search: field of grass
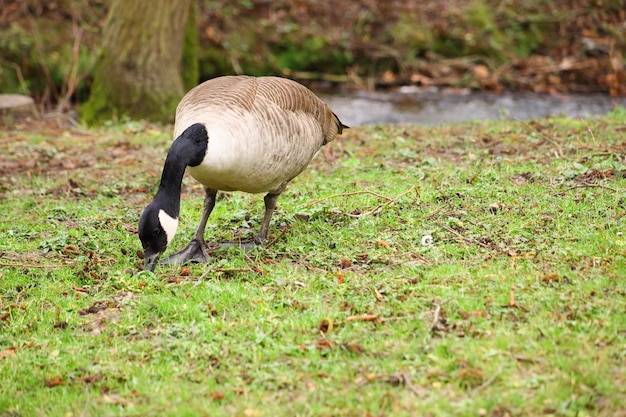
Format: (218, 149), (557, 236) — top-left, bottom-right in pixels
(1, 108), (625, 416)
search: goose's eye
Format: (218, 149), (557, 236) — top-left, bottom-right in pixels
(152, 227), (160, 237)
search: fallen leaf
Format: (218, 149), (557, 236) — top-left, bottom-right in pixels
(44, 376), (64, 387)
(339, 257), (352, 269)
(376, 239), (391, 249)
(342, 342), (366, 355)
(316, 339), (333, 350)
(0, 347), (16, 359)
(457, 368), (484, 389)
(318, 318), (333, 334)
(79, 373), (101, 384)
(79, 300), (110, 315)
(211, 392), (225, 400)
(473, 64), (490, 79)
(542, 273), (559, 282)
(63, 245), (80, 255)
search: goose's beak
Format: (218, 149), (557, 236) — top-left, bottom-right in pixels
(143, 250), (161, 272)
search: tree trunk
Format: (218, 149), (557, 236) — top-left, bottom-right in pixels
(81, 0), (193, 124)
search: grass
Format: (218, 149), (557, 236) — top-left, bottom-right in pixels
(1, 109), (625, 416)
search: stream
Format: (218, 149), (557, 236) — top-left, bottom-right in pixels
(317, 88), (626, 126)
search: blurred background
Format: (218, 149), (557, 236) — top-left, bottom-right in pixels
(1, 0), (625, 124)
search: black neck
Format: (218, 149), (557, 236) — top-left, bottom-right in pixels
(152, 123), (208, 218)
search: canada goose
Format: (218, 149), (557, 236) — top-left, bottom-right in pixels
(138, 75), (347, 271)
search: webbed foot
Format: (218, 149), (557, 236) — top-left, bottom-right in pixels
(160, 239), (210, 266)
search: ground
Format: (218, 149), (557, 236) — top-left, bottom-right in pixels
(1, 108), (625, 416)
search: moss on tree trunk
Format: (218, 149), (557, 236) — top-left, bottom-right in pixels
(81, 0), (194, 124)
(182, 0), (199, 92)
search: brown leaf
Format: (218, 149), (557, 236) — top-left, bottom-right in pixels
(318, 318), (333, 334)
(315, 339), (333, 350)
(376, 239), (391, 249)
(79, 373), (102, 384)
(63, 245), (80, 255)
(79, 300), (109, 315)
(211, 392), (225, 400)
(342, 342), (366, 355)
(339, 257), (352, 269)
(542, 273), (559, 282)
(0, 347), (16, 359)
(45, 376), (65, 387)
(457, 368), (484, 389)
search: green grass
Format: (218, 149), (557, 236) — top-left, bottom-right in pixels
(1, 109), (625, 416)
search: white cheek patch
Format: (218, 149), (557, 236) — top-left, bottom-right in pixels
(158, 209), (179, 246)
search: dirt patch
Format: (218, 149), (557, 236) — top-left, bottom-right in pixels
(79, 291), (137, 335)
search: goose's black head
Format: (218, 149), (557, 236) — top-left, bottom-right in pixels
(138, 202), (178, 271)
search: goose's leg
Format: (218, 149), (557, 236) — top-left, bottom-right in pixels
(255, 192), (280, 243)
(161, 187), (217, 265)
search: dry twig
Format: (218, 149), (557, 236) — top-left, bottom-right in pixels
(438, 223), (491, 249)
(306, 189), (396, 206)
(518, 119), (564, 158)
(307, 185), (418, 218)
(566, 182), (617, 192)
(428, 302), (442, 332)
(0, 261), (65, 269)
(471, 366), (502, 393)
(401, 372), (427, 398)
(198, 267), (256, 280)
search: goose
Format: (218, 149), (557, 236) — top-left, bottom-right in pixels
(138, 75), (347, 271)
